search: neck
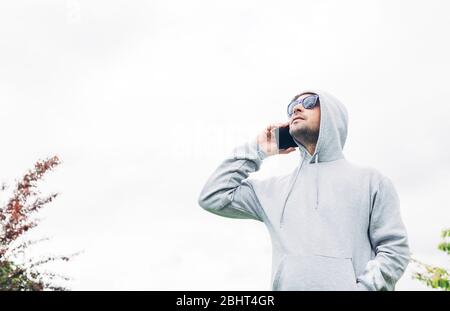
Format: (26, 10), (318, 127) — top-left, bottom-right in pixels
(304, 143), (316, 157)
(294, 136), (317, 157)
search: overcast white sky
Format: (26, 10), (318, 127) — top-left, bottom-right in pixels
(1, 0), (449, 290)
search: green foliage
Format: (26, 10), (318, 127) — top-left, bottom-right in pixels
(412, 228), (450, 291)
(0, 260), (44, 291)
(1, 156), (77, 291)
(438, 229), (450, 255)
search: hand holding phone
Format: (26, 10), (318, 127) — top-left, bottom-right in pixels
(256, 122), (297, 157)
(274, 124), (298, 150)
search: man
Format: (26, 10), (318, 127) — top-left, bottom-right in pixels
(198, 89), (410, 291)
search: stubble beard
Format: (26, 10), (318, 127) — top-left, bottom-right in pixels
(290, 124), (319, 146)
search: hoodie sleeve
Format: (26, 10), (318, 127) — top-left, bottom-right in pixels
(356, 176), (411, 291)
(197, 139), (268, 222)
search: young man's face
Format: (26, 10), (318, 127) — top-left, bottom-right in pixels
(288, 92), (321, 145)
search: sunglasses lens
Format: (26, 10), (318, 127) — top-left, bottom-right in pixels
(303, 95), (317, 108)
(287, 100), (296, 116)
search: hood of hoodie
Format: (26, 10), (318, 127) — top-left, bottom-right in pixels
(280, 89), (349, 227)
(291, 89), (348, 163)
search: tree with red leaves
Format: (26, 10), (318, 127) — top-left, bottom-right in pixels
(0, 156), (78, 290)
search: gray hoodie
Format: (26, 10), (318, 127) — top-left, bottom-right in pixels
(198, 89), (410, 291)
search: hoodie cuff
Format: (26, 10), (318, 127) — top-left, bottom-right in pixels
(231, 139), (268, 163)
(253, 139), (268, 161)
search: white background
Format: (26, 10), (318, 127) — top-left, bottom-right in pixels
(0, 0), (449, 290)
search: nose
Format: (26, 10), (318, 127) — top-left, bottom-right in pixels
(293, 103), (304, 114)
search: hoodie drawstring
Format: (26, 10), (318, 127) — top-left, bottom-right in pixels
(315, 152), (319, 209)
(279, 152), (305, 228)
(279, 151), (320, 228)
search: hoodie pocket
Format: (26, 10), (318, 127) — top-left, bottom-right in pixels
(273, 254), (358, 291)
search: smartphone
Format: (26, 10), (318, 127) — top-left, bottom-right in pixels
(274, 125), (298, 149)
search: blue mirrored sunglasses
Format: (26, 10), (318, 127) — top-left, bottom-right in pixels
(287, 94), (319, 117)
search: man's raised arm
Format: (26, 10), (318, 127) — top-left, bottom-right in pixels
(198, 122), (295, 221)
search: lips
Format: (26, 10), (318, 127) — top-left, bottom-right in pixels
(291, 116), (305, 123)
